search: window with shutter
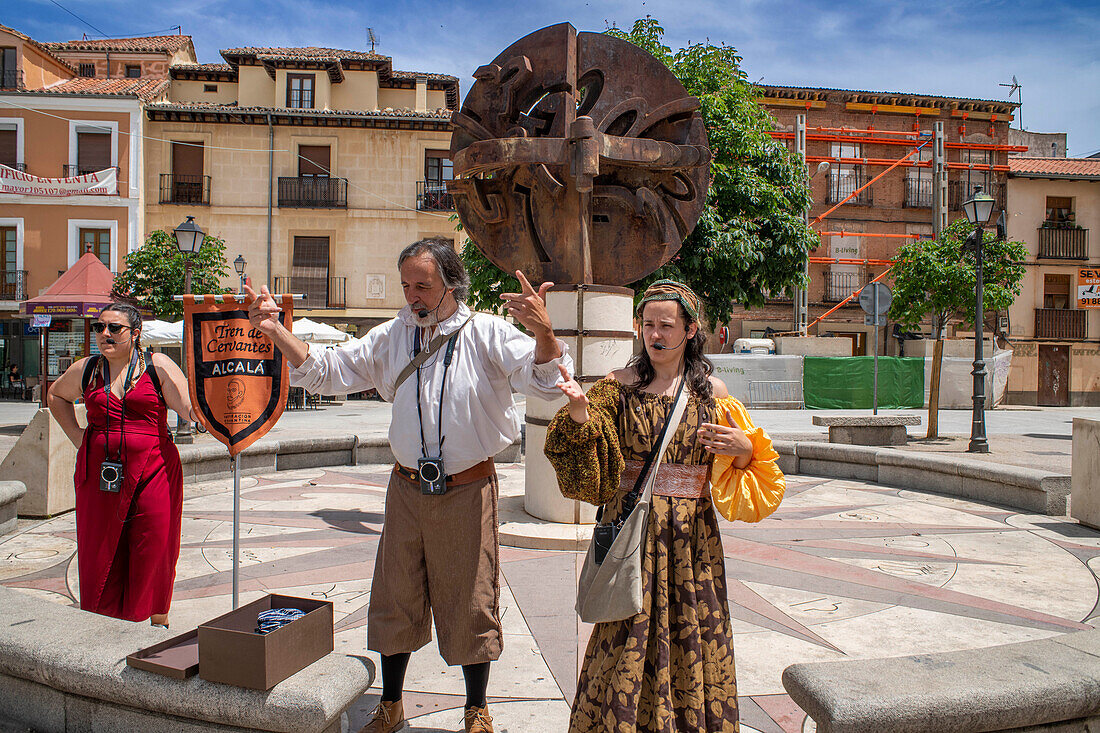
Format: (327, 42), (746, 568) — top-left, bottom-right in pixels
(292, 236), (330, 307)
(298, 146), (331, 177)
(77, 131), (111, 174)
(0, 128), (16, 168)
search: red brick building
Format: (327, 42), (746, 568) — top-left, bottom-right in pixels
(729, 85), (1020, 355)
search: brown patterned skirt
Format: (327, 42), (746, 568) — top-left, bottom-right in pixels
(570, 494), (739, 732)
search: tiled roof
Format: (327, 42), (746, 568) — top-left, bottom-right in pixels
(758, 83), (1018, 109)
(172, 63), (233, 72)
(146, 101), (451, 119)
(1008, 157), (1100, 180)
(44, 35), (193, 54)
(0, 23), (77, 74)
(12, 77), (170, 101)
(222, 47), (387, 62)
(389, 70), (459, 83)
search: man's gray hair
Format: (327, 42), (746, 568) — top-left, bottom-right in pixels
(397, 237), (470, 303)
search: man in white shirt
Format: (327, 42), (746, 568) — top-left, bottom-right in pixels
(245, 237), (571, 733)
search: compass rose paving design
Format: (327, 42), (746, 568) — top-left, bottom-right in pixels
(2, 466), (1097, 733)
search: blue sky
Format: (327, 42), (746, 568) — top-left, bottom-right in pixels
(9, 0), (1100, 155)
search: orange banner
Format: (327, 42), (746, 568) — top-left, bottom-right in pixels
(183, 294), (293, 456)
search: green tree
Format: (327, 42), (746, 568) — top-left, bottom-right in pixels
(888, 217), (1026, 437)
(461, 17), (817, 326)
(111, 229), (232, 320)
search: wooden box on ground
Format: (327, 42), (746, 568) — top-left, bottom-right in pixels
(198, 594), (333, 690)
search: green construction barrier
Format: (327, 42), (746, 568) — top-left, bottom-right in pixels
(803, 356), (925, 410)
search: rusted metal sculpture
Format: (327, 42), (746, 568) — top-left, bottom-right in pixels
(448, 23), (711, 286)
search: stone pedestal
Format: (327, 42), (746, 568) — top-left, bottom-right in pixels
(1072, 418), (1100, 527)
(525, 285), (634, 524)
(1, 407), (85, 517)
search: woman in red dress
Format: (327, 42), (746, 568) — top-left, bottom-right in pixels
(48, 303), (197, 626)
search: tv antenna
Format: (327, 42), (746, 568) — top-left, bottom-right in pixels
(999, 75), (1022, 131)
(367, 27), (379, 53)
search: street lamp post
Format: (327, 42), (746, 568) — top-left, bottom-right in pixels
(962, 188), (995, 454)
(173, 215), (205, 444)
(234, 254), (247, 294)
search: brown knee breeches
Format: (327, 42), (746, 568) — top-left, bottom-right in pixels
(367, 470), (502, 665)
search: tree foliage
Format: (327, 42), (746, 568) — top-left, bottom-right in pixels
(888, 218), (1027, 338)
(461, 17), (817, 326)
(111, 229), (232, 320)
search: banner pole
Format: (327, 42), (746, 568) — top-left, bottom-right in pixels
(172, 294), (305, 301)
(233, 453), (240, 610)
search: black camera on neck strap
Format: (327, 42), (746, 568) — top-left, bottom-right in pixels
(99, 349), (139, 493)
(414, 325), (461, 495)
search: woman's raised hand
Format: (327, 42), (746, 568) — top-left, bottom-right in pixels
(244, 284), (281, 337)
(557, 364), (589, 423)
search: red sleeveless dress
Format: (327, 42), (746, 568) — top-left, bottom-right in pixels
(76, 360), (183, 621)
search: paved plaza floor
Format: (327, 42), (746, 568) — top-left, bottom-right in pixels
(3, 456), (1099, 732)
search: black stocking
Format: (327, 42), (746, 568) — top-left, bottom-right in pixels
(462, 661), (491, 708)
(380, 652), (411, 703)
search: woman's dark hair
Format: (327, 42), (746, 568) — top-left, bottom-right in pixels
(397, 237), (470, 303)
(101, 302), (143, 346)
(627, 299), (714, 399)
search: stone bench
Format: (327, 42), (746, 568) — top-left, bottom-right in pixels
(782, 629), (1100, 732)
(0, 481), (26, 535)
(773, 441), (1070, 515)
(0, 586), (374, 733)
(812, 415), (922, 446)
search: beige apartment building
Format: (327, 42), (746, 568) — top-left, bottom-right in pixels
(1005, 157), (1100, 405)
(144, 46), (459, 330)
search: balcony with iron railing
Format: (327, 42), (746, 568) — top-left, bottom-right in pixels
(417, 180), (454, 211)
(1035, 308), (1086, 340)
(0, 270), (27, 301)
(1037, 226), (1089, 260)
(278, 176), (347, 208)
(825, 168), (873, 206)
(61, 165), (119, 194)
(949, 180), (1005, 212)
(904, 176), (933, 208)
(159, 173), (211, 205)
(823, 269), (865, 303)
(0, 69), (23, 90)
(273, 276), (346, 309)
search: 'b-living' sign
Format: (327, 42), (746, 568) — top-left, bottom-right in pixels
(1079, 268), (1100, 309)
(183, 294), (293, 456)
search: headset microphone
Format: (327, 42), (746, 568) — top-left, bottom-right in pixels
(416, 289), (449, 320)
(652, 333), (688, 351)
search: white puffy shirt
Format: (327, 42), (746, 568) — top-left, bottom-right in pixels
(289, 303), (572, 474)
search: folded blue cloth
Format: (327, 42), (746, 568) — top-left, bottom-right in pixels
(255, 607), (305, 634)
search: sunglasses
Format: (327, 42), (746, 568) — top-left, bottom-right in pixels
(91, 322), (133, 335)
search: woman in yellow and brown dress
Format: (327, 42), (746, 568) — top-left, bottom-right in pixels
(545, 280), (785, 732)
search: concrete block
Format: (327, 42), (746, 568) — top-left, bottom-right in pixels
(774, 336), (852, 356)
(783, 630), (1100, 733)
(1, 407), (83, 517)
(796, 443), (882, 466)
(812, 416), (922, 427)
(0, 482), (27, 536)
(0, 674), (66, 732)
(828, 425), (909, 446)
(773, 440), (799, 475)
(0, 586), (372, 733)
(798, 458), (879, 483)
(177, 442), (278, 482)
(1072, 418), (1100, 529)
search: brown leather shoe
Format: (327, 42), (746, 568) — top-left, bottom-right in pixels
(357, 699), (405, 733)
(464, 705), (494, 733)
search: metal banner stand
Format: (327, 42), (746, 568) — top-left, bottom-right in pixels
(859, 283), (892, 416)
(176, 292), (302, 609)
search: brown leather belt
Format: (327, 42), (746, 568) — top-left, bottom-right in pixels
(394, 458), (495, 488)
(620, 460), (711, 499)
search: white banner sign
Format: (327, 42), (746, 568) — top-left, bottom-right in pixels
(0, 164), (117, 196)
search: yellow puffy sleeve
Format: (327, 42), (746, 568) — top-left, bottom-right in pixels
(543, 378), (624, 506)
(709, 396), (785, 523)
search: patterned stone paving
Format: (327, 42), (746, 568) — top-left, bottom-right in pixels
(3, 465), (1098, 733)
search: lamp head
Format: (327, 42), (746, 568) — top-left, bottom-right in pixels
(173, 216), (205, 254)
(234, 254), (246, 275)
(962, 187), (995, 226)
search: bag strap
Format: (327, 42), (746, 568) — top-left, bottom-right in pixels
(144, 349), (165, 403)
(394, 315), (473, 392)
(81, 355), (101, 394)
(600, 376), (688, 525)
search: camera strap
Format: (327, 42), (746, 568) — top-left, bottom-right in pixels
(413, 322), (464, 460)
(101, 348), (140, 464)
